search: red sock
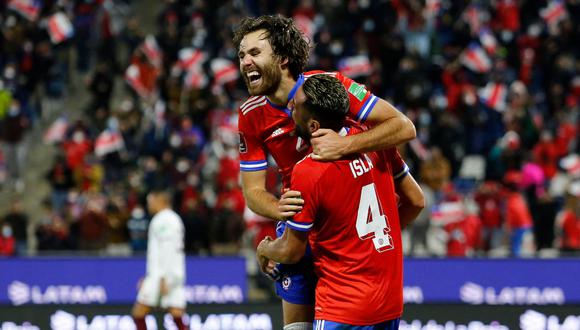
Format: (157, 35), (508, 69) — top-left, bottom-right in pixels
(173, 315), (186, 330)
(133, 317), (147, 330)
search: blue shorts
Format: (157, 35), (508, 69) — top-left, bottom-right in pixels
(314, 318), (400, 330)
(274, 222), (316, 305)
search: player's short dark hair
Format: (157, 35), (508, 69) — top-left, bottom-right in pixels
(302, 74), (350, 130)
(232, 15), (311, 80)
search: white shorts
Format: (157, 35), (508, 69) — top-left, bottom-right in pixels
(137, 276), (186, 309)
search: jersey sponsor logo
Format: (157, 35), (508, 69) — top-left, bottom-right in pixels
(348, 82), (367, 101)
(271, 128), (285, 137)
(239, 132), (247, 153)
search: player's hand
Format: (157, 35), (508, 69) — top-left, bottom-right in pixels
(256, 237), (277, 275)
(310, 129), (349, 161)
(278, 189), (304, 220)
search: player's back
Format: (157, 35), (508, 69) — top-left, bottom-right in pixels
(291, 150), (403, 325)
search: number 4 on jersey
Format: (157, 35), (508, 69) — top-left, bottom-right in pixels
(356, 183), (394, 252)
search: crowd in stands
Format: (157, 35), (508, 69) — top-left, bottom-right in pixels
(0, 0), (578, 258)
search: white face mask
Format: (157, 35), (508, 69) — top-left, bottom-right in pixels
(2, 226), (12, 238)
(72, 131), (85, 143)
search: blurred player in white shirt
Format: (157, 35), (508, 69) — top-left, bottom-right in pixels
(132, 189), (187, 330)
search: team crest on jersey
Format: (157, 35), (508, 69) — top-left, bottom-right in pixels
(282, 276), (292, 290)
(239, 132), (247, 153)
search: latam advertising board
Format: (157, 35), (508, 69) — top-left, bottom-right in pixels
(403, 258), (580, 305)
(0, 257), (246, 305)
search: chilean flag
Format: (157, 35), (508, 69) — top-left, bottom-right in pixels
(431, 201), (465, 224)
(211, 58), (239, 86)
(125, 64), (151, 98)
(43, 117), (68, 144)
(48, 12), (74, 44)
(479, 27), (497, 55)
(184, 67), (208, 89)
(560, 154), (580, 178)
(178, 48), (206, 72)
(460, 43), (492, 73)
(478, 82), (507, 112)
(7, 0), (41, 21)
(338, 55), (372, 78)
(540, 0), (568, 27)
(140, 35), (162, 68)
(95, 129), (124, 157)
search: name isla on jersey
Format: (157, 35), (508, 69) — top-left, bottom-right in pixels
(349, 154), (374, 178)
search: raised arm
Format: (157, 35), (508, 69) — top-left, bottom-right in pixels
(310, 98), (416, 160)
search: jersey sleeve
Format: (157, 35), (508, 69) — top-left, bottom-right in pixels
(336, 72), (379, 124)
(238, 107), (268, 172)
(390, 148), (409, 180)
(286, 160), (320, 232)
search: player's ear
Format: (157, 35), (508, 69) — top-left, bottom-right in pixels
(309, 119), (320, 133)
(279, 56), (289, 68)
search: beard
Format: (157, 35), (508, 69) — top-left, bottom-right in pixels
(294, 124), (311, 141)
(243, 59), (282, 96)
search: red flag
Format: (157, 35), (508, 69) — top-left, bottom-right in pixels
(43, 117), (68, 144)
(140, 35), (162, 68)
(7, 0), (41, 21)
(478, 82), (507, 112)
(338, 55), (372, 78)
(48, 12), (74, 44)
(95, 130), (124, 157)
(541, 0), (568, 27)
(125, 64), (151, 98)
(460, 43), (492, 73)
(479, 27), (497, 55)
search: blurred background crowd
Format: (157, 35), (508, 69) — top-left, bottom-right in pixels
(0, 0), (579, 259)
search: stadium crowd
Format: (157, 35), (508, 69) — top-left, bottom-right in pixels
(0, 0), (578, 258)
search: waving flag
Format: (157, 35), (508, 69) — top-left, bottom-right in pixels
(178, 48), (206, 72)
(48, 12), (74, 44)
(95, 129), (124, 157)
(478, 82), (507, 112)
(211, 58), (239, 86)
(460, 43), (491, 73)
(338, 55), (372, 78)
(479, 27), (497, 55)
(140, 35), (162, 68)
(431, 201), (465, 224)
(43, 117), (68, 144)
(184, 67), (208, 89)
(7, 0), (41, 21)
(125, 64), (151, 99)
(540, 0), (568, 28)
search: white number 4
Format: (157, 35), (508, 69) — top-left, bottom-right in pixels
(356, 183), (394, 253)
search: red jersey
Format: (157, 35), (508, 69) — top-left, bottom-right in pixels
(287, 134), (408, 325)
(238, 71), (380, 188)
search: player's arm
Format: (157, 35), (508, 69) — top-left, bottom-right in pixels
(311, 97), (416, 161)
(256, 226), (309, 270)
(241, 171), (304, 221)
(395, 173), (425, 229)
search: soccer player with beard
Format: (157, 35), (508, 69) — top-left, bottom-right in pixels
(233, 15), (417, 329)
(257, 74), (424, 329)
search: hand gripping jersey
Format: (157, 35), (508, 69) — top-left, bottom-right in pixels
(287, 130), (408, 325)
(238, 70), (380, 188)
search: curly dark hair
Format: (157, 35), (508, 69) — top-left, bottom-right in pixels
(302, 74), (350, 130)
(232, 15), (311, 80)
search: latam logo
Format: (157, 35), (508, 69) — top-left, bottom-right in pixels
(460, 282), (565, 305)
(50, 310), (273, 330)
(8, 281), (107, 305)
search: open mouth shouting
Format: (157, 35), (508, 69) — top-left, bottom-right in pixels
(247, 70), (262, 88)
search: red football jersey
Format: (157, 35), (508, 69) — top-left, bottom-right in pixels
(287, 141), (407, 325)
(238, 70), (380, 188)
